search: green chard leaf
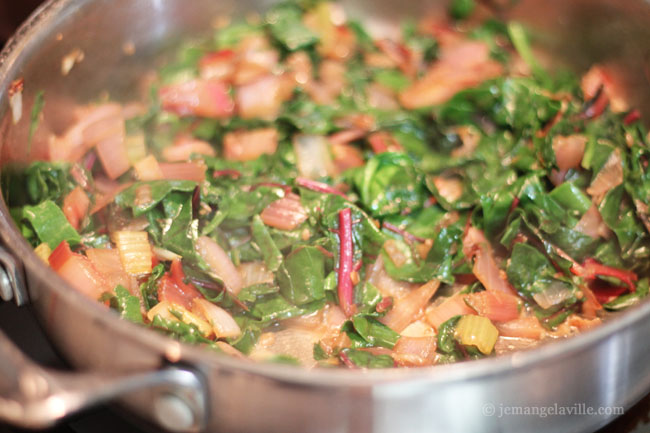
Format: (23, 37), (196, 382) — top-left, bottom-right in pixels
(373, 69), (411, 92)
(22, 200), (81, 248)
(215, 21), (261, 49)
(381, 225), (462, 284)
(238, 283), (280, 304)
(116, 180), (197, 216)
(599, 185), (649, 260)
(28, 91), (45, 148)
(114, 285), (144, 324)
(230, 317), (263, 354)
(506, 22), (550, 86)
(506, 243), (557, 298)
(265, 3), (319, 51)
(449, 0), (475, 20)
(161, 192), (198, 258)
(313, 342), (329, 361)
(604, 278), (650, 311)
(506, 242), (579, 318)
(24, 161), (75, 206)
(436, 315), (484, 363)
(356, 282), (383, 314)
(141, 264), (166, 310)
(353, 152), (427, 217)
(251, 215), (283, 271)
(343, 314), (400, 349)
(277, 246), (326, 305)
(340, 348), (395, 368)
(280, 92), (336, 135)
(549, 182), (592, 215)
(151, 315), (214, 345)
(437, 315), (462, 355)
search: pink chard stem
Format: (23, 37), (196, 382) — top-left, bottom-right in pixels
(297, 177), (350, 200)
(338, 207), (356, 317)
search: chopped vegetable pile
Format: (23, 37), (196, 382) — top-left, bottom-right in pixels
(5, 0), (650, 369)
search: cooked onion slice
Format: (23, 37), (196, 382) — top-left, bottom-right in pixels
(148, 300), (212, 337)
(532, 281), (573, 310)
(133, 155), (164, 181)
(425, 293), (475, 331)
(199, 49), (236, 82)
(159, 78), (234, 118)
(381, 280), (440, 332)
(400, 41), (502, 108)
(496, 317), (545, 340)
(366, 256), (416, 300)
(158, 261), (203, 310)
(152, 246), (182, 262)
(86, 248), (134, 293)
(238, 261), (274, 288)
(586, 149), (623, 204)
(196, 236), (243, 295)
(49, 241), (106, 300)
(293, 134), (336, 179)
(392, 336), (437, 367)
(236, 75), (290, 120)
(552, 135), (587, 172)
(159, 161), (207, 183)
(192, 298), (241, 339)
(223, 128), (278, 162)
(94, 109), (130, 180)
(163, 137), (216, 162)
(581, 65), (629, 113)
(49, 103), (130, 180)
(464, 290), (520, 323)
(249, 328), (320, 368)
(8, 78), (23, 124)
(62, 186), (90, 230)
(260, 193), (308, 231)
(575, 205), (610, 239)
(463, 227), (516, 295)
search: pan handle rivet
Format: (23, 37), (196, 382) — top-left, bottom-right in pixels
(154, 392), (197, 432)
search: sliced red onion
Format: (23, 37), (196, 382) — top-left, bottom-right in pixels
(586, 149), (623, 204)
(260, 193), (308, 231)
(192, 298), (241, 339)
(532, 281), (572, 310)
(552, 135), (587, 172)
(380, 280), (440, 332)
(196, 236), (243, 295)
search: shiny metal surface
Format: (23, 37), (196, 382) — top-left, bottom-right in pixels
(0, 245), (28, 304)
(0, 1), (649, 432)
(0, 330), (207, 431)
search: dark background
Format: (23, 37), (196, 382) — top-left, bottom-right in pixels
(0, 1), (45, 42)
(0, 1), (649, 433)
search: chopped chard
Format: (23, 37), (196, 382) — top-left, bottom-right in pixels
(337, 207), (356, 317)
(6, 1), (650, 369)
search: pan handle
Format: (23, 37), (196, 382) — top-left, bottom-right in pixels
(0, 245), (28, 305)
(0, 329), (208, 432)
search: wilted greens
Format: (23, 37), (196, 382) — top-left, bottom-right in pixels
(5, 1), (649, 369)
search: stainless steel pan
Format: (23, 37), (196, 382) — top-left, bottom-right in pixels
(1, 1), (650, 432)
